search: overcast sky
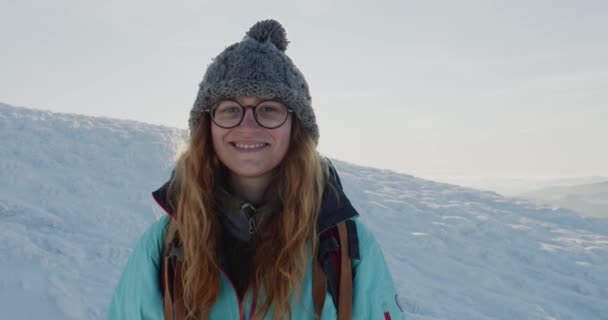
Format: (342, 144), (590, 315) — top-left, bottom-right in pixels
(2, 0), (607, 181)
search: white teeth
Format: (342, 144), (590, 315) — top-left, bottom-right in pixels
(235, 143), (266, 149)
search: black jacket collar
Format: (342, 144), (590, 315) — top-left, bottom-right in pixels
(151, 170), (359, 234)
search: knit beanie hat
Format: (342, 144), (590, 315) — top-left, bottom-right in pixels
(189, 19), (319, 143)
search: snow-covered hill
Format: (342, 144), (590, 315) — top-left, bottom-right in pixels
(1, 102), (607, 320)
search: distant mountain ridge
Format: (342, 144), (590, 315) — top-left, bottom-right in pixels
(1, 102), (607, 320)
(518, 181), (608, 218)
(426, 175), (608, 196)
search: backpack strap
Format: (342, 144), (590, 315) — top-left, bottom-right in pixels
(162, 234), (186, 320)
(336, 222), (353, 320)
(313, 221), (353, 320)
(312, 252), (328, 318)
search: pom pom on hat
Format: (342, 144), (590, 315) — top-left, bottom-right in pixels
(246, 19), (289, 52)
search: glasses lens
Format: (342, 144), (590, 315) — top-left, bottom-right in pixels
(212, 101), (243, 127)
(255, 101), (288, 128)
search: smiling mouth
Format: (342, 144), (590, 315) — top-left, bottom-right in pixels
(231, 142), (270, 150)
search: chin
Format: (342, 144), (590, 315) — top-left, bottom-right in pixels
(228, 164), (274, 179)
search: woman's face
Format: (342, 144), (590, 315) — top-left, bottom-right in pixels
(211, 96), (292, 180)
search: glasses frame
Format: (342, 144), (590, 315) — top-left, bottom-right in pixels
(206, 99), (293, 129)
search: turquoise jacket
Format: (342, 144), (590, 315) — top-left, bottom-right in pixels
(109, 175), (405, 320)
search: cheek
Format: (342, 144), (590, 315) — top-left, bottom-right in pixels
(275, 124), (292, 157)
(210, 125), (226, 154)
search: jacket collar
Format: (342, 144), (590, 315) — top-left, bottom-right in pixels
(151, 170), (359, 234)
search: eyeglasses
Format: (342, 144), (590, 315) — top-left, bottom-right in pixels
(206, 100), (293, 129)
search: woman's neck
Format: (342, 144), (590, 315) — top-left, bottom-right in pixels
(228, 173), (272, 206)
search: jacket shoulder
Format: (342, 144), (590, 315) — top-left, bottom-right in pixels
(108, 216), (170, 320)
(350, 218), (381, 260)
(350, 218), (406, 319)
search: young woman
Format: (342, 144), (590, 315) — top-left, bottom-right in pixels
(109, 19), (404, 320)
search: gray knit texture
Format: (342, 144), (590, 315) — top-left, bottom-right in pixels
(189, 19), (319, 143)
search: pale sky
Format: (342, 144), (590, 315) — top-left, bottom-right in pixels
(2, 0), (607, 181)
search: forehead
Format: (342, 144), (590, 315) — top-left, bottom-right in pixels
(232, 96), (264, 105)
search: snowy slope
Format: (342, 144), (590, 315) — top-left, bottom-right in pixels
(1, 102), (607, 320)
(0, 103), (183, 319)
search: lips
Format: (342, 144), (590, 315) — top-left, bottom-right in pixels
(235, 143), (266, 149)
(230, 142), (270, 151)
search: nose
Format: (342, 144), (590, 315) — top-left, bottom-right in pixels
(239, 108), (261, 128)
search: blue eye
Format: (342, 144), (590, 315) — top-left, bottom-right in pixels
(215, 103), (241, 114)
(262, 106), (279, 113)
(222, 106), (240, 113)
(258, 102), (284, 114)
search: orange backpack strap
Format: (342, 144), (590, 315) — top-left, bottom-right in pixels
(313, 221), (353, 319)
(336, 222), (353, 320)
(313, 254), (328, 318)
(163, 234), (186, 320)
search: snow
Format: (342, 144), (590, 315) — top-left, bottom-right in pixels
(1, 102), (607, 320)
